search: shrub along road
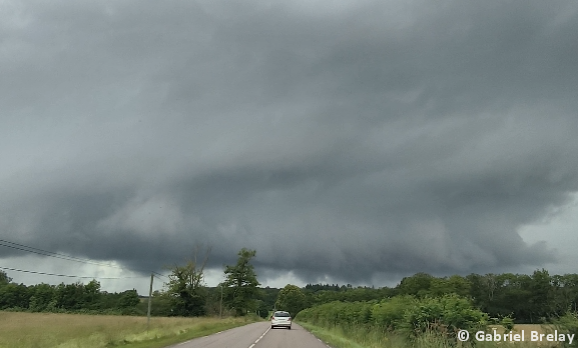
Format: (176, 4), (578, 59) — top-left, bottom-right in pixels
(165, 322), (329, 348)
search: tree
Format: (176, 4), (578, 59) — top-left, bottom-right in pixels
(555, 274), (578, 313)
(165, 246), (211, 316)
(255, 299), (270, 318)
(0, 270), (12, 285)
(136, 290), (173, 316)
(28, 283), (55, 312)
(84, 279), (102, 310)
(397, 272), (434, 298)
(428, 275), (471, 298)
(0, 283), (28, 309)
(275, 284), (308, 317)
(530, 269), (552, 321)
(117, 289), (140, 314)
(222, 248), (260, 316)
(259, 286), (281, 312)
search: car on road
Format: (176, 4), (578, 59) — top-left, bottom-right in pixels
(270, 310), (292, 329)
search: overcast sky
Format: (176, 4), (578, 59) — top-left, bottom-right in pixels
(1, 0), (578, 294)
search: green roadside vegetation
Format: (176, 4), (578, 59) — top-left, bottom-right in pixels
(298, 321), (551, 348)
(296, 295), (485, 348)
(298, 321), (390, 348)
(5, 244), (578, 348)
(272, 269), (578, 348)
(294, 295), (578, 348)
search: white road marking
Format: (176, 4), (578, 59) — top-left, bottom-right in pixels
(248, 327), (270, 348)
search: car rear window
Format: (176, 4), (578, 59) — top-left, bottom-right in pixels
(274, 312), (290, 317)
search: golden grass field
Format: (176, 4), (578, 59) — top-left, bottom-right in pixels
(0, 311), (258, 348)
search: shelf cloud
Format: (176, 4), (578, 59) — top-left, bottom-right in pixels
(1, 0), (577, 288)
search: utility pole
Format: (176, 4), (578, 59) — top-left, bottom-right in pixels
(219, 284), (223, 319)
(147, 273), (154, 329)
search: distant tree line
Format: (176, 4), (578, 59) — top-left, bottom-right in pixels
(0, 272), (139, 314)
(0, 247), (270, 317)
(4, 253), (575, 325)
(289, 269), (578, 324)
(291, 271), (578, 347)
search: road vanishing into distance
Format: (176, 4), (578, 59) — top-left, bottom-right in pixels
(165, 322), (330, 348)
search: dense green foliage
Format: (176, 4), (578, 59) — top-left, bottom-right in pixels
(0, 272), (140, 314)
(399, 295), (487, 339)
(5, 263), (578, 325)
(466, 270), (578, 323)
(165, 260), (208, 316)
(297, 295), (487, 341)
(291, 269), (578, 348)
(275, 284), (308, 317)
(302, 269), (578, 324)
(221, 248), (261, 316)
(256, 287), (279, 317)
(0, 270), (12, 285)
(370, 295), (416, 329)
(304, 285), (394, 306)
(553, 312), (578, 347)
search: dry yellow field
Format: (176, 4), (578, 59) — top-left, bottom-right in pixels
(0, 311), (256, 348)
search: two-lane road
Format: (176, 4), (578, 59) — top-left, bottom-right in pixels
(166, 322), (330, 348)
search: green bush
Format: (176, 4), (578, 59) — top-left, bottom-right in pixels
(399, 295), (487, 341)
(297, 294), (487, 346)
(296, 301), (366, 327)
(371, 295), (416, 330)
(500, 315), (515, 333)
(553, 312), (578, 347)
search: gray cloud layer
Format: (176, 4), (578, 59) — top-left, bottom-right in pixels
(1, 0), (577, 285)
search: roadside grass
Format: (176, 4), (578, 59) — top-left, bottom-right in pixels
(297, 321), (555, 348)
(298, 321), (396, 348)
(0, 311), (260, 348)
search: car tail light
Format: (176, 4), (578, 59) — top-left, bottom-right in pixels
(288, 317), (292, 321)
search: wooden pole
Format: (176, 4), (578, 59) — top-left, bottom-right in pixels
(219, 285), (223, 319)
(147, 273), (153, 329)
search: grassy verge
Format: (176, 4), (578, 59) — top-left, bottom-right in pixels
(297, 321), (393, 348)
(297, 321), (553, 348)
(0, 311), (260, 348)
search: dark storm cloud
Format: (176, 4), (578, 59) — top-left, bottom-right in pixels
(1, 0), (577, 285)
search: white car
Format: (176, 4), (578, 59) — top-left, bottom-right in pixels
(270, 311), (292, 329)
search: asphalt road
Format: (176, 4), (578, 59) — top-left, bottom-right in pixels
(165, 322), (330, 348)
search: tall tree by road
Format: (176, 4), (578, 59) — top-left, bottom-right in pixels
(165, 246), (211, 316)
(222, 248), (260, 316)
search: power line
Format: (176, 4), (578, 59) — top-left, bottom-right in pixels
(0, 239), (166, 276)
(0, 239), (125, 269)
(0, 266), (146, 279)
(153, 271), (169, 279)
